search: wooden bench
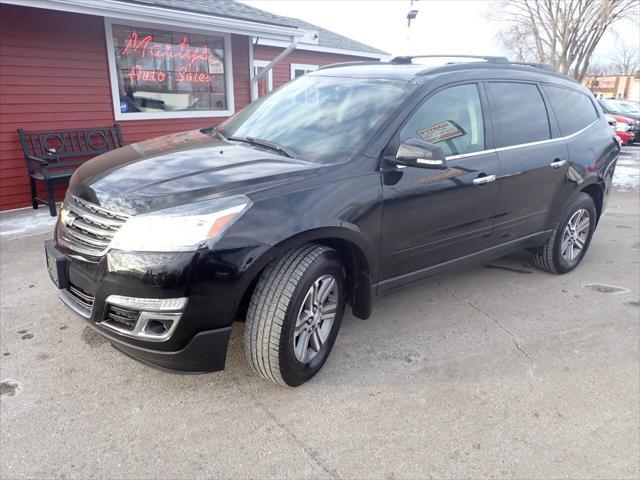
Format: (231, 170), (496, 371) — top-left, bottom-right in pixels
(17, 125), (123, 216)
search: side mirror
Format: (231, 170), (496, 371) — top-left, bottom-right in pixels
(393, 138), (447, 169)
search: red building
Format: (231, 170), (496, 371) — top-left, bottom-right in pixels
(0, 0), (386, 211)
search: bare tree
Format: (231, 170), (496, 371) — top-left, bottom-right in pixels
(490, 0), (638, 81)
(587, 61), (619, 76)
(609, 38), (640, 74)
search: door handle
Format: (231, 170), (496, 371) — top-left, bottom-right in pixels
(550, 159), (567, 169)
(473, 174), (496, 186)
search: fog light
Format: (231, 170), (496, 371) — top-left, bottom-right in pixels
(100, 295), (187, 342)
(106, 295), (187, 311)
(146, 319), (170, 334)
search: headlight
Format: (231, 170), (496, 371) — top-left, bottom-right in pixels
(617, 122), (629, 130)
(110, 195), (252, 252)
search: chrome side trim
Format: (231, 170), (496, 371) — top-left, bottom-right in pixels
(494, 120), (598, 153)
(447, 149), (495, 161)
(445, 119), (599, 161)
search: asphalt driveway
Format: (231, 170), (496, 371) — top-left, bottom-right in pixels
(1, 148), (639, 479)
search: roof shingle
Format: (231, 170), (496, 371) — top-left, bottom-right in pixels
(122, 0), (387, 55)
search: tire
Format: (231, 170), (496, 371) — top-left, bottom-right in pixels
(531, 192), (597, 274)
(244, 244), (346, 386)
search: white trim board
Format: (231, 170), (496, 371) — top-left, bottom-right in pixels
(253, 60), (274, 94)
(290, 63), (319, 80)
(256, 37), (388, 60)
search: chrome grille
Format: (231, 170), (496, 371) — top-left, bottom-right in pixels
(66, 283), (95, 311)
(104, 305), (140, 331)
(58, 196), (130, 256)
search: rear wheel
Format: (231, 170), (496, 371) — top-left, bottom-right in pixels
(531, 192), (597, 274)
(244, 245), (346, 386)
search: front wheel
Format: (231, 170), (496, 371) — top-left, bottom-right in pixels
(244, 245), (346, 386)
(531, 192), (597, 274)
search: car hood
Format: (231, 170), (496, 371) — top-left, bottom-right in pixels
(69, 129), (319, 215)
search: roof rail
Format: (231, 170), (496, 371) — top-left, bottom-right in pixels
(390, 55), (510, 65)
(509, 62), (555, 71)
(318, 60), (384, 70)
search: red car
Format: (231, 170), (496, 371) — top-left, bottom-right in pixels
(606, 114), (635, 145)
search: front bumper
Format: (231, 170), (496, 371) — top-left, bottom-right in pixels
(88, 319), (231, 373)
(45, 237), (263, 373)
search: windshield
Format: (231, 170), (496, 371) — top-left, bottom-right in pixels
(218, 75), (409, 160)
(617, 101), (639, 114)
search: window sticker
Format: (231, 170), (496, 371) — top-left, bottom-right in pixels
(417, 120), (466, 144)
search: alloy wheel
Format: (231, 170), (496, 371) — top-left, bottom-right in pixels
(293, 274), (339, 363)
(561, 208), (591, 262)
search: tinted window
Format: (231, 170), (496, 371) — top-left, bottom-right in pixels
(400, 84), (485, 156)
(487, 82), (550, 147)
(543, 85), (598, 135)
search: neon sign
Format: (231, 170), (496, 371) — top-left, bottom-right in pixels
(120, 32), (212, 67)
(118, 31), (221, 85)
(125, 65), (211, 83)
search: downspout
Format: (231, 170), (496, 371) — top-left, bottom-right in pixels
(250, 36), (299, 101)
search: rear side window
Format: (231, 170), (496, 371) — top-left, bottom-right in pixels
(400, 84), (485, 156)
(543, 85), (598, 135)
(487, 82), (550, 148)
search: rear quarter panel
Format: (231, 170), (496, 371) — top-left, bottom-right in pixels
(558, 117), (619, 219)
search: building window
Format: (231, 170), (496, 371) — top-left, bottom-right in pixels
(290, 63), (318, 80)
(253, 60), (273, 98)
(105, 19), (235, 120)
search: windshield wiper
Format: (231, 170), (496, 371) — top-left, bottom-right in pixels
(212, 126), (228, 142)
(228, 136), (294, 158)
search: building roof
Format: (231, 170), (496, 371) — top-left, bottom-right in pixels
(276, 16), (388, 55)
(123, 0), (387, 55)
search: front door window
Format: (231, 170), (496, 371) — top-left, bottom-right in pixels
(400, 84), (485, 156)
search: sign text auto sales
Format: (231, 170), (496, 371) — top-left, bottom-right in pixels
(119, 32), (220, 84)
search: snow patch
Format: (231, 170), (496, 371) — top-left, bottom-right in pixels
(613, 148), (640, 191)
(0, 208), (57, 240)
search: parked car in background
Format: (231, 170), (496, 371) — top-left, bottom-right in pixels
(605, 116), (621, 146)
(605, 114), (635, 145)
(598, 99), (640, 142)
(606, 98), (639, 115)
(45, 56), (620, 386)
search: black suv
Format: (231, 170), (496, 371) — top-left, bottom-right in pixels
(45, 56), (619, 386)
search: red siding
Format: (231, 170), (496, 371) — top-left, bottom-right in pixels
(0, 4), (372, 211)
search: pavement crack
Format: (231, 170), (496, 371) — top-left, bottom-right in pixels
(436, 280), (534, 363)
(231, 376), (340, 480)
